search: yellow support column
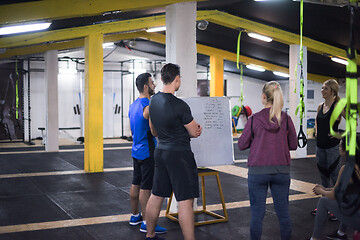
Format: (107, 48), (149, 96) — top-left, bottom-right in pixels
(209, 55), (224, 97)
(84, 32), (104, 172)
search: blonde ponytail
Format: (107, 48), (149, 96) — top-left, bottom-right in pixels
(262, 81), (284, 126)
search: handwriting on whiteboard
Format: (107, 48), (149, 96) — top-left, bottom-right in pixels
(203, 98), (225, 129)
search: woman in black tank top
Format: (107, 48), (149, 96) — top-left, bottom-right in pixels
(316, 101), (340, 149)
(312, 79), (344, 217)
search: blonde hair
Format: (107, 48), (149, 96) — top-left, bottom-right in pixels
(324, 79), (340, 102)
(262, 81), (284, 126)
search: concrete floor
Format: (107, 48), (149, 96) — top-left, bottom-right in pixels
(0, 138), (353, 239)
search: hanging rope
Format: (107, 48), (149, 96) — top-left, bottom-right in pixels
(295, 0), (307, 148)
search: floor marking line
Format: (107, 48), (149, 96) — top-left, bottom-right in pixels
(0, 193), (319, 234)
(233, 159), (247, 163)
(0, 167), (133, 179)
(0, 164), (317, 194)
(212, 165), (315, 194)
(0, 146), (132, 155)
(0, 160), (247, 179)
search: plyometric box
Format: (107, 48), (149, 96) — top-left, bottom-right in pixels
(183, 97), (234, 167)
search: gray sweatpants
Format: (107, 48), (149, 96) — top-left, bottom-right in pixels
(316, 145), (341, 188)
(313, 197), (360, 238)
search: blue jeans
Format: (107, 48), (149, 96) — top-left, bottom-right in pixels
(248, 173), (291, 240)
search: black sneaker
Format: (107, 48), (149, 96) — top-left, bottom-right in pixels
(328, 213), (338, 221)
(311, 208), (317, 216)
(326, 230), (347, 240)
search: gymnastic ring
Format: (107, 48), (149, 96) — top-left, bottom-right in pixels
(232, 105), (241, 117)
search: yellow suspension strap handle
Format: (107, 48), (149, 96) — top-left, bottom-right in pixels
(295, 0), (307, 148)
(236, 31), (244, 107)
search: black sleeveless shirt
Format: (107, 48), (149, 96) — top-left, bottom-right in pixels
(316, 101), (340, 149)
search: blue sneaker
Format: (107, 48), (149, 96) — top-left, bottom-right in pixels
(129, 214), (143, 226)
(140, 222), (167, 234)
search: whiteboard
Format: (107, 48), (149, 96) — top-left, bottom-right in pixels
(183, 97), (234, 167)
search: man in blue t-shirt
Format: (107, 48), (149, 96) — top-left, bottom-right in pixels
(128, 73), (166, 234)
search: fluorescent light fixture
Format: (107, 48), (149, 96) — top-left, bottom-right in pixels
(247, 32), (273, 42)
(102, 42), (115, 48)
(331, 57), (348, 65)
(0, 22), (51, 36)
(146, 26), (166, 33)
(273, 71), (289, 78)
(246, 64), (265, 72)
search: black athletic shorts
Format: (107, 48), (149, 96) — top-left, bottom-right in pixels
(132, 157), (154, 190)
(152, 148), (199, 201)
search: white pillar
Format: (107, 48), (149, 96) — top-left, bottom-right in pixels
(45, 50), (59, 152)
(289, 45), (307, 158)
(166, 1), (198, 212)
(166, 1), (197, 97)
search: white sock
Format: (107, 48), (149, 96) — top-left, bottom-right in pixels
(132, 212), (140, 217)
(337, 230), (345, 236)
(143, 220), (146, 224)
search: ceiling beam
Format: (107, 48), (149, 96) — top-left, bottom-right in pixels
(197, 10), (360, 66)
(0, 32), (147, 59)
(1, 9), (357, 67)
(0, 30), (331, 83)
(0, 9), (339, 83)
(0, 0), (204, 25)
(143, 32), (332, 83)
(0, 15), (168, 49)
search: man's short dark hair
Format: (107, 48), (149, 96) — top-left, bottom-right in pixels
(136, 73), (152, 93)
(161, 63), (180, 85)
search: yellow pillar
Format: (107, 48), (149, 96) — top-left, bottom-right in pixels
(84, 32), (104, 172)
(209, 55), (224, 97)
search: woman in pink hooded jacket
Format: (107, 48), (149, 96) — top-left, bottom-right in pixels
(238, 81), (297, 240)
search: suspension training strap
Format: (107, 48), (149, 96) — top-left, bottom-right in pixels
(330, 4), (358, 157)
(334, 3), (358, 215)
(15, 59), (19, 119)
(295, 0), (307, 148)
(237, 31), (244, 107)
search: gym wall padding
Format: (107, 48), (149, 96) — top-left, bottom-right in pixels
(183, 97), (234, 167)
